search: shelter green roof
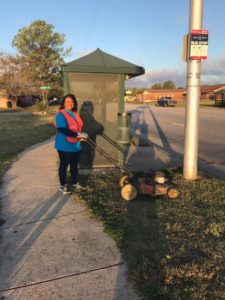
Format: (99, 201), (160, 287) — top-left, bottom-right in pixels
(62, 48), (145, 77)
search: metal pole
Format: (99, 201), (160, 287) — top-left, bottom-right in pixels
(118, 74), (125, 167)
(183, 0), (203, 180)
(118, 74), (125, 114)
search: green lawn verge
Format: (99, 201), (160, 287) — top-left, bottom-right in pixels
(0, 108), (24, 112)
(76, 171), (225, 300)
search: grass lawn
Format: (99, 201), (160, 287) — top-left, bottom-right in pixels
(177, 99), (219, 108)
(0, 111), (55, 183)
(76, 171), (225, 300)
(0, 108), (24, 112)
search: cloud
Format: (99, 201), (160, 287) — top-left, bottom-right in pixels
(126, 56), (225, 88)
(148, 69), (186, 86)
(201, 56), (225, 84)
(126, 67), (186, 88)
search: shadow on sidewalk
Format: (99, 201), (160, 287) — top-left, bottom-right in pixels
(0, 190), (69, 290)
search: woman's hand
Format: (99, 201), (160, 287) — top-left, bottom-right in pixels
(77, 132), (89, 140)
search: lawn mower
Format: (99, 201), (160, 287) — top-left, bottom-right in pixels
(85, 134), (179, 201)
(118, 171), (178, 201)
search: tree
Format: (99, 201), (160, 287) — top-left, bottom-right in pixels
(12, 20), (72, 97)
(131, 87), (146, 94)
(151, 83), (162, 89)
(0, 52), (36, 107)
(162, 80), (176, 89)
(150, 81), (176, 89)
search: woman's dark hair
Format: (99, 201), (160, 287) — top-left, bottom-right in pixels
(59, 94), (78, 111)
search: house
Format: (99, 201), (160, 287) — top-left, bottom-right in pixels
(200, 84), (225, 99)
(0, 90), (14, 108)
(213, 86), (225, 106)
(137, 88), (186, 102)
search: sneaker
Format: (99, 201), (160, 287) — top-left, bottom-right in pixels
(59, 184), (72, 194)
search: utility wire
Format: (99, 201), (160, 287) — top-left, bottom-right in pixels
(84, 0), (102, 49)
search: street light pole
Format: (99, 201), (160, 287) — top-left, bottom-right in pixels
(183, 0), (203, 180)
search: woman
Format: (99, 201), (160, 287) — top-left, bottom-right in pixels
(54, 94), (88, 194)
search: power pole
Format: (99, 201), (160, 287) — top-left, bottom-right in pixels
(183, 0), (204, 180)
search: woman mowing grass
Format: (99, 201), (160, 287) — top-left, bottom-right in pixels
(54, 94), (88, 194)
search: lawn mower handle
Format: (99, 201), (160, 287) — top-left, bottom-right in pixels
(85, 137), (132, 177)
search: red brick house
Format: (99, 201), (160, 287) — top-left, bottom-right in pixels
(137, 83), (225, 102)
(200, 84), (225, 99)
(137, 88), (186, 102)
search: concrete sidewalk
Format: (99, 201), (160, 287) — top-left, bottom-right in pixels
(0, 139), (138, 300)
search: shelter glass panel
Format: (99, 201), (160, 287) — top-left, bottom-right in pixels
(68, 72), (119, 168)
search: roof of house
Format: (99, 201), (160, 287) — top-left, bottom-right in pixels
(62, 48), (145, 77)
(201, 84), (225, 93)
(143, 88), (185, 94)
(214, 88), (225, 94)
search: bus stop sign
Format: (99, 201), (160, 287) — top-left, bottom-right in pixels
(189, 29), (208, 60)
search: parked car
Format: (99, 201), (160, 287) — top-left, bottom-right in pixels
(48, 98), (60, 106)
(155, 97), (177, 107)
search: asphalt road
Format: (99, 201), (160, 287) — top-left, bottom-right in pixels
(126, 104), (225, 179)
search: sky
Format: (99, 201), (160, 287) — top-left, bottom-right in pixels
(1, 0), (225, 87)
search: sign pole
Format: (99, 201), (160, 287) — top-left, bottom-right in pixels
(183, 0), (204, 180)
(40, 85), (51, 104)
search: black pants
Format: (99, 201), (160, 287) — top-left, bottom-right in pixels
(57, 150), (80, 186)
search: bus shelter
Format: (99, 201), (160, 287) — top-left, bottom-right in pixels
(215, 90), (225, 107)
(62, 48), (145, 168)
